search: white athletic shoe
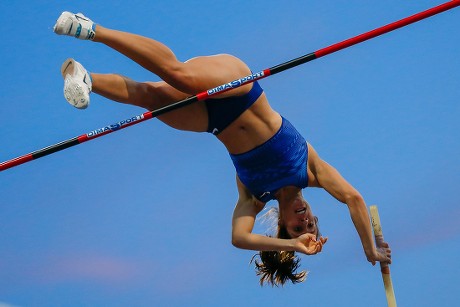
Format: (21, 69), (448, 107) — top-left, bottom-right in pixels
(53, 11), (96, 40)
(61, 58), (92, 109)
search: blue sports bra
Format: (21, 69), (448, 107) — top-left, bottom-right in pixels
(205, 81), (263, 135)
(230, 117), (309, 202)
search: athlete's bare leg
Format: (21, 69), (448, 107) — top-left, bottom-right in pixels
(93, 26), (252, 96)
(91, 73), (208, 132)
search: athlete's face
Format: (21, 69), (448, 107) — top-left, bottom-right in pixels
(279, 197), (318, 238)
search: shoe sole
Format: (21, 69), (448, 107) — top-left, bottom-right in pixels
(64, 77), (89, 109)
(62, 59), (89, 109)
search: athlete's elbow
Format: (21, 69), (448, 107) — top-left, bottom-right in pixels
(231, 233), (248, 249)
(344, 190), (365, 207)
(231, 235), (243, 248)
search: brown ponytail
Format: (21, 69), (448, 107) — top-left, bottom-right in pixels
(251, 248), (306, 286)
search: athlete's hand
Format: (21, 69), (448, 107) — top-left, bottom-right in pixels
(294, 233), (328, 255)
(367, 241), (392, 265)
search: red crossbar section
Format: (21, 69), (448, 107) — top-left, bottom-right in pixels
(315, 1), (460, 58)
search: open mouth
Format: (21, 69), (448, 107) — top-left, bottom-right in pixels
(295, 208), (306, 214)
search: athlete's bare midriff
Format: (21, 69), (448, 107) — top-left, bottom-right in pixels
(216, 93), (283, 154)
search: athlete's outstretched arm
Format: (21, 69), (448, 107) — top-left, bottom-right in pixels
(306, 144), (391, 264)
(231, 176), (324, 255)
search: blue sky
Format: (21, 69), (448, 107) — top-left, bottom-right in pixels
(1, 1), (459, 306)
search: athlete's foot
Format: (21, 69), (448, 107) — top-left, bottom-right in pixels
(61, 58), (92, 109)
(53, 11), (96, 40)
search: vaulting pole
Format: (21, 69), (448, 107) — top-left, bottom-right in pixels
(1, 1), (459, 171)
(370, 205), (397, 307)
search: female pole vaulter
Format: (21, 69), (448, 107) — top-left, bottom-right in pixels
(54, 11), (391, 286)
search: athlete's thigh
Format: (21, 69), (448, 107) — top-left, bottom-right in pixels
(183, 54), (253, 97)
(146, 81), (208, 132)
